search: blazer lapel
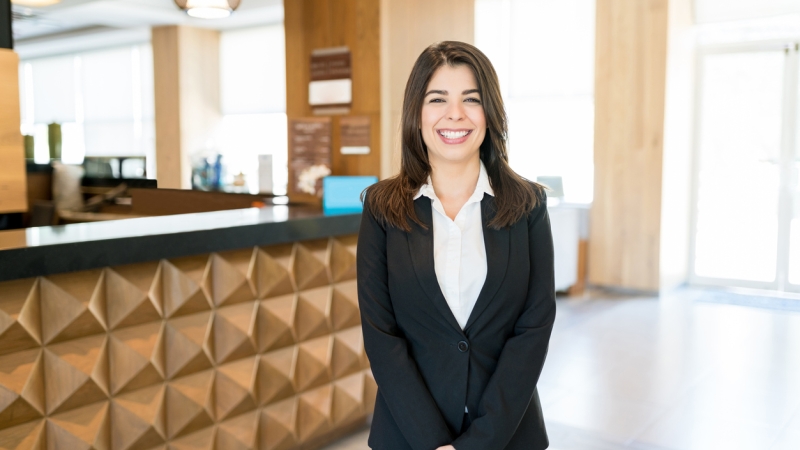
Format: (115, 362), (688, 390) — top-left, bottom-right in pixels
(464, 195), (510, 331)
(407, 197), (465, 335)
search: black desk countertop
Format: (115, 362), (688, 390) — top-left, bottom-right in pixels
(0, 206), (361, 282)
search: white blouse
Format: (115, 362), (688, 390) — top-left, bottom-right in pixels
(414, 162), (493, 330)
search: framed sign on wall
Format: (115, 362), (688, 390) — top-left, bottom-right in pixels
(309, 47), (351, 115)
(288, 117), (332, 202)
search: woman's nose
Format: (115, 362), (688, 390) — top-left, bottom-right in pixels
(446, 101), (465, 120)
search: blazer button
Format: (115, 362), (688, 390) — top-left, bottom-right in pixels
(457, 341), (469, 352)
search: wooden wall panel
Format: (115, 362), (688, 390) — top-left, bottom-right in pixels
(379, 0), (475, 179)
(284, 0), (381, 204)
(152, 26), (221, 190)
(589, 0), (669, 291)
(0, 49), (27, 213)
(152, 26), (182, 190)
(0, 235), (375, 449)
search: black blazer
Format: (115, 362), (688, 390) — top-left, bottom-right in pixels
(357, 188), (556, 450)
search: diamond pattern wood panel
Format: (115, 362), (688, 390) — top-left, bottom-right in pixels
(0, 235), (374, 449)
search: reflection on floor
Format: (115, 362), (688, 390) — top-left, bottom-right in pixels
(320, 288), (800, 450)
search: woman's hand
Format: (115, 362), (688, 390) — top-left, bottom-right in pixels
(436, 446), (455, 450)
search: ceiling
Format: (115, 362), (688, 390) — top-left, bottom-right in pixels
(12, 0), (284, 42)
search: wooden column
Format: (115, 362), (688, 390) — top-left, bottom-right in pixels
(0, 49), (27, 214)
(152, 26), (221, 190)
(379, 0), (474, 178)
(589, 0), (669, 291)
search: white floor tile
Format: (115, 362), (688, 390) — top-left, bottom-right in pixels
(545, 391), (667, 443)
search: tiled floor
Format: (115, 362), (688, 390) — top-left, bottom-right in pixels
(320, 288), (800, 450)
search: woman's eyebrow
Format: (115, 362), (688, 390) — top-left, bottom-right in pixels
(424, 89), (480, 96)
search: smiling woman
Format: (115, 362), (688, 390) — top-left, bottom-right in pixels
(366, 41), (539, 231)
(357, 41), (556, 450)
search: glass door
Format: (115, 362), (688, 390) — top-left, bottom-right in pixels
(690, 42), (800, 292)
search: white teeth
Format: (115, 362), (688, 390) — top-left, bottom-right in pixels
(439, 130), (470, 139)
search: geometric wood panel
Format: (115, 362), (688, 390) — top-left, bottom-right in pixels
(101, 263), (162, 331)
(257, 294), (296, 353)
(161, 312), (213, 381)
(108, 323), (164, 396)
(0, 419), (46, 449)
(210, 301), (259, 365)
(292, 240), (330, 292)
(214, 356), (258, 421)
(217, 409), (259, 450)
(43, 335), (109, 415)
(46, 400), (110, 449)
(39, 271), (106, 345)
(0, 235), (374, 449)
(205, 250), (256, 308)
(110, 384), (166, 450)
(0, 278), (41, 356)
(250, 244), (295, 300)
(330, 281), (359, 332)
(294, 288), (331, 343)
(152, 256), (211, 319)
(0, 349), (44, 430)
(329, 236), (357, 284)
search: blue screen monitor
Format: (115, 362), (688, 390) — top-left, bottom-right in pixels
(322, 176), (378, 215)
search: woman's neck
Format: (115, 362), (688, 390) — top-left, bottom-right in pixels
(429, 156), (481, 202)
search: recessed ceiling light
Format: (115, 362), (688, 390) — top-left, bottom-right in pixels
(10, 0), (61, 7)
(174, 0), (241, 19)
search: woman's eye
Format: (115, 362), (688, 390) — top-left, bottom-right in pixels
(429, 98), (445, 103)
(465, 97), (481, 103)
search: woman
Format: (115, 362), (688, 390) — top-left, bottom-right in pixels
(357, 41), (555, 450)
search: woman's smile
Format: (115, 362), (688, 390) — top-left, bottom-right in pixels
(437, 129), (473, 144)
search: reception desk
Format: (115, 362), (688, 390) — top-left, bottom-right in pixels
(0, 206), (375, 449)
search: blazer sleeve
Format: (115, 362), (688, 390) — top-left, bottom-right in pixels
(452, 191), (557, 450)
(357, 194), (455, 450)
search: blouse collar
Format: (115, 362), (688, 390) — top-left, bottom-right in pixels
(414, 160), (494, 202)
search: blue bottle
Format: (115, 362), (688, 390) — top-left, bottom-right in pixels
(212, 154), (223, 190)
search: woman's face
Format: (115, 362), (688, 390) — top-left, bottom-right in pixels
(420, 64), (487, 167)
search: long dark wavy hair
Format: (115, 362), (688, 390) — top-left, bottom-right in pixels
(365, 41), (542, 231)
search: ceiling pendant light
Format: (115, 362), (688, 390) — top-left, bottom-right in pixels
(174, 0), (241, 19)
(10, 0), (62, 6)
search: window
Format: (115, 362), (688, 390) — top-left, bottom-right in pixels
(19, 44), (155, 175)
(688, 2), (800, 292)
(475, 0), (595, 203)
(218, 24), (288, 194)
